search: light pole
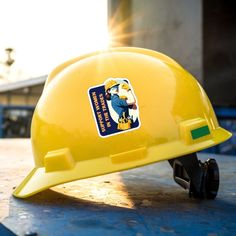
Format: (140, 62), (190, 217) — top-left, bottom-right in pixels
(0, 48), (15, 80)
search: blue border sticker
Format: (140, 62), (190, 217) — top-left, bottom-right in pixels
(88, 78), (141, 137)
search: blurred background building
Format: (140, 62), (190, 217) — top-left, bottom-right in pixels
(0, 0), (235, 154)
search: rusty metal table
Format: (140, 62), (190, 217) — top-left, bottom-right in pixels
(0, 139), (236, 235)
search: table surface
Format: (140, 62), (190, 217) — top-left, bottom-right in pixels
(0, 139), (236, 236)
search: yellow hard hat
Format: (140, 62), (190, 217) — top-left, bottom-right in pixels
(105, 79), (119, 91)
(13, 47), (231, 199)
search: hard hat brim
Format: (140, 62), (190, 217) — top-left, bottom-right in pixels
(13, 127), (231, 198)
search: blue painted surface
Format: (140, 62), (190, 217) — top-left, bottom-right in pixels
(2, 153), (236, 236)
(215, 107), (236, 118)
(0, 223), (15, 236)
(203, 106), (236, 155)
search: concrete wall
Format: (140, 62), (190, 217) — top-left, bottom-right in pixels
(108, 0), (203, 82)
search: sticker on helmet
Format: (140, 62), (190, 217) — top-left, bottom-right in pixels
(88, 78), (140, 137)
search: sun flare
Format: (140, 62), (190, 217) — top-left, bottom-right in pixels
(0, 0), (109, 78)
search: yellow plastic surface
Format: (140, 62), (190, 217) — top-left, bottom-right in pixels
(179, 118), (211, 144)
(44, 148), (75, 172)
(13, 47), (232, 198)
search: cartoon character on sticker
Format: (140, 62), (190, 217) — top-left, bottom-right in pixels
(88, 78), (140, 137)
(104, 78), (139, 130)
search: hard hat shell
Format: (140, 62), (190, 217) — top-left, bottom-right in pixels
(13, 47), (231, 198)
(105, 79), (119, 91)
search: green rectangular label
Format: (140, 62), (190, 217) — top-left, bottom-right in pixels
(191, 125), (210, 140)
